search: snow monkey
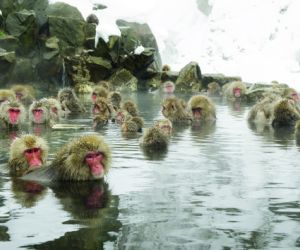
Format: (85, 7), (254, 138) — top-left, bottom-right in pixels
(29, 100), (51, 125)
(58, 88), (86, 113)
(91, 86), (109, 103)
(223, 81), (247, 101)
(92, 97), (114, 118)
(0, 89), (16, 104)
(46, 135), (111, 181)
(108, 91), (122, 111)
(161, 97), (192, 124)
(188, 95), (216, 123)
(43, 98), (63, 122)
(0, 101), (26, 127)
(10, 84), (35, 105)
(207, 81), (221, 96)
(154, 119), (172, 137)
(121, 100), (139, 117)
(93, 113), (110, 129)
(140, 127), (169, 150)
(8, 134), (48, 177)
(121, 116), (144, 133)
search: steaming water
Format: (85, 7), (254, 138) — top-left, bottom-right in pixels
(0, 92), (300, 249)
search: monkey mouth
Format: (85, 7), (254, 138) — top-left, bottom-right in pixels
(192, 108), (202, 119)
(89, 163), (104, 178)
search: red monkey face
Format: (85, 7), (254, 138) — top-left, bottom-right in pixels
(291, 92), (300, 103)
(85, 151), (105, 178)
(15, 92), (23, 101)
(24, 148), (43, 170)
(8, 108), (21, 125)
(91, 93), (97, 102)
(233, 87), (241, 98)
(32, 109), (44, 123)
(164, 82), (174, 94)
(192, 107), (202, 119)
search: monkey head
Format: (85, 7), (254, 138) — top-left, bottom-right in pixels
(91, 86), (109, 102)
(115, 110), (132, 125)
(93, 114), (109, 129)
(188, 95), (216, 122)
(9, 134), (48, 177)
(0, 101), (26, 126)
(154, 119), (172, 136)
(0, 89), (16, 104)
(121, 100), (138, 117)
(162, 64), (171, 72)
(29, 100), (50, 124)
(58, 88), (76, 102)
(108, 91), (122, 110)
(53, 135), (111, 181)
(92, 97), (109, 115)
(272, 99), (300, 128)
(207, 82), (221, 96)
(230, 81), (247, 99)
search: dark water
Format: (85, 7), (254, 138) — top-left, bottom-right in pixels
(0, 92), (300, 250)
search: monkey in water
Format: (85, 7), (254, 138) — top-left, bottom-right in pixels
(121, 100), (139, 117)
(43, 98), (64, 122)
(207, 81), (221, 96)
(11, 84), (35, 105)
(188, 95), (216, 123)
(93, 113), (110, 129)
(140, 127), (169, 150)
(154, 119), (172, 137)
(91, 86), (109, 103)
(0, 89), (16, 104)
(46, 135), (112, 181)
(58, 88), (86, 113)
(29, 100), (52, 125)
(223, 81), (247, 101)
(0, 101), (26, 128)
(161, 97), (192, 124)
(8, 134), (48, 177)
(92, 97), (114, 118)
(108, 91), (122, 111)
(121, 116), (144, 133)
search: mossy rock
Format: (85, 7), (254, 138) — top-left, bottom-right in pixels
(0, 50), (16, 85)
(202, 74), (241, 88)
(109, 68), (138, 92)
(0, 35), (19, 52)
(10, 57), (36, 83)
(46, 2), (84, 20)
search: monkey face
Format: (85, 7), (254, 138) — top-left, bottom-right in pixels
(15, 92), (24, 101)
(32, 108), (46, 124)
(291, 91), (300, 103)
(8, 108), (21, 125)
(85, 151), (105, 178)
(163, 81), (175, 94)
(233, 87), (241, 98)
(24, 147), (43, 171)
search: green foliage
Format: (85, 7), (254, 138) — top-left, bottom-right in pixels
(0, 30), (5, 38)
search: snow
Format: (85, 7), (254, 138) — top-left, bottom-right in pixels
(48, 0), (300, 90)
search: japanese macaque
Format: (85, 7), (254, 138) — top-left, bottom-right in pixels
(92, 97), (112, 118)
(121, 116), (144, 133)
(207, 81), (221, 96)
(283, 88), (300, 104)
(29, 100), (51, 125)
(0, 89), (16, 104)
(139, 127), (169, 150)
(161, 97), (192, 124)
(121, 100), (139, 117)
(91, 86), (109, 103)
(108, 91), (122, 110)
(44, 98), (63, 122)
(93, 113), (109, 129)
(154, 119), (172, 137)
(223, 81), (247, 101)
(45, 135), (111, 181)
(188, 95), (216, 123)
(8, 134), (48, 177)
(58, 88), (86, 113)
(115, 110), (132, 125)
(272, 99), (300, 128)
(0, 101), (26, 127)
(10, 84), (35, 105)
(248, 96), (300, 128)
(163, 81), (175, 94)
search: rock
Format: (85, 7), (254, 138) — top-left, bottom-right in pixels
(0, 35), (19, 52)
(10, 57), (35, 83)
(175, 61), (202, 92)
(202, 74), (242, 88)
(84, 23), (96, 50)
(109, 68), (138, 92)
(93, 4), (107, 10)
(116, 19), (162, 71)
(86, 14), (99, 25)
(46, 2), (84, 20)
(5, 10), (38, 55)
(85, 55), (112, 83)
(0, 1), (17, 19)
(0, 50), (16, 84)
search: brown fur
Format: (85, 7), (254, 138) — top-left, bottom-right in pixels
(58, 88), (86, 113)
(140, 127), (169, 150)
(92, 86), (109, 99)
(121, 116), (144, 133)
(92, 97), (112, 119)
(154, 119), (172, 137)
(162, 97), (192, 124)
(49, 135), (111, 181)
(29, 100), (51, 125)
(8, 134), (48, 177)
(272, 99), (300, 128)
(121, 100), (139, 117)
(96, 80), (110, 90)
(0, 89), (16, 103)
(162, 64), (171, 72)
(93, 113), (109, 128)
(108, 91), (122, 110)
(10, 84), (35, 105)
(188, 95), (216, 122)
(207, 82), (221, 96)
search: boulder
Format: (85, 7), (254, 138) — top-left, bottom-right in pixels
(5, 10), (38, 55)
(175, 61), (202, 92)
(86, 14), (99, 25)
(85, 55), (112, 83)
(10, 57), (36, 83)
(0, 35), (19, 52)
(108, 68), (138, 92)
(116, 20), (162, 71)
(0, 0), (17, 19)
(46, 2), (84, 20)
(202, 74), (242, 88)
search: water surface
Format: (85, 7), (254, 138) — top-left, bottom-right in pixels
(0, 92), (299, 249)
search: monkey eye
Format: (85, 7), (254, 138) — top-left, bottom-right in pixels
(9, 108), (20, 113)
(24, 148), (40, 154)
(86, 152), (103, 159)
